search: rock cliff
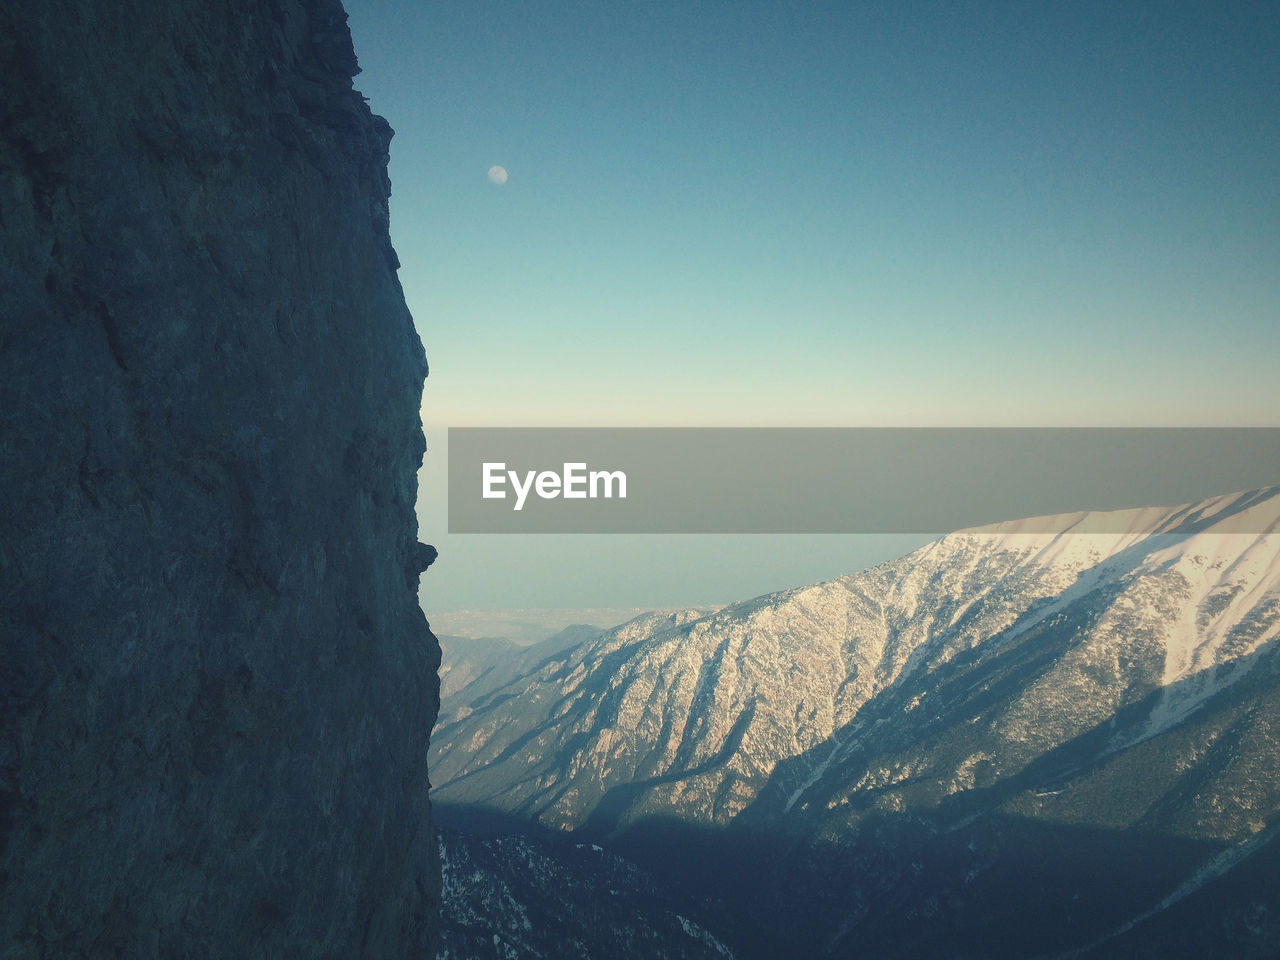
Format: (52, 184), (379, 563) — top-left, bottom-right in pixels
(1, 0), (439, 955)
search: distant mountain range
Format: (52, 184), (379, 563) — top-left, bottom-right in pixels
(432, 487), (1280, 959)
(437, 624), (608, 715)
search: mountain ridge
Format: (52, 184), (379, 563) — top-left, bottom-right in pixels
(433, 487), (1280, 834)
(432, 486), (1280, 957)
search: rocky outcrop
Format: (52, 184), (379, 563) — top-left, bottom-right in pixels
(0, 0), (439, 956)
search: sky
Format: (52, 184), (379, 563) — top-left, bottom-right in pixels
(340, 0), (1280, 620)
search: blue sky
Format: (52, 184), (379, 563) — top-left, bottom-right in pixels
(341, 0), (1279, 615)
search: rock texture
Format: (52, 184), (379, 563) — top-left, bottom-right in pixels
(0, 1), (439, 956)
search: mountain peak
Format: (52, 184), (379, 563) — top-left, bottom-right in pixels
(433, 487), (1280, 834)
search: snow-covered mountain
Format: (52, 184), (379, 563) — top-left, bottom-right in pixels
(437, 624), (607, 724)
(433, 488), (1279, 829)
(432, 487), (1280, 958)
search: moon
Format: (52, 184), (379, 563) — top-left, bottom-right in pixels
(487, 165), (508, 185)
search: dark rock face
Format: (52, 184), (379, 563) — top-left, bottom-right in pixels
(0, 0), (439, 956)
